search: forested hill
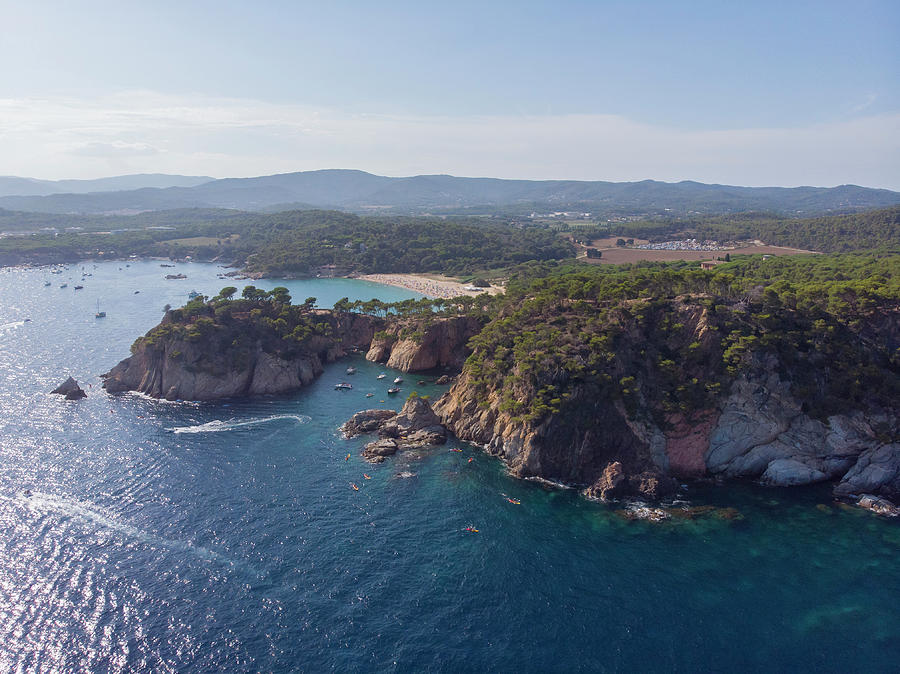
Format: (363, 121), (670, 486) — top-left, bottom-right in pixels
(0, 169), (896, 216)
(590, 206), (900, 253)
(0, 208), (574, 274)
(240, 212), (573, 275)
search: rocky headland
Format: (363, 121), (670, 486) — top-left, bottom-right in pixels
(432, 292), (899, 509)
(103, 272), (900, 513)
(103, 290), (481, 400)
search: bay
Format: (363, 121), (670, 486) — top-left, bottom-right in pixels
(0, 261), (897, 672)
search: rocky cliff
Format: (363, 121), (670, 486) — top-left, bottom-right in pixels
(104, 309), (380, 400)
(433, 298), (900, 504)
(365, 316), (484, 371)
(103, 278), (900, 510)
(103, 302), (482, 400)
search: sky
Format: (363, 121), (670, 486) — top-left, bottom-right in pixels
(1, 0), (898, 189)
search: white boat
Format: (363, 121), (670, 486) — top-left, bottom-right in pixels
(376, 373), (386, 380)
(335, 382), (353, 390)
(393, 376), (403, 384)
(346, 366), (357, 375)
(387, 387), (401, 395)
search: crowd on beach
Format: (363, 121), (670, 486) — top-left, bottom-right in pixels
(360, 274), (499, 299)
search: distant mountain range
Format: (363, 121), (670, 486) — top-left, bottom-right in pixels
(0, 169), (897, 217)
(0, 173), (214, 199)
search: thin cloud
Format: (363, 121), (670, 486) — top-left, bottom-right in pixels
(69, 140), (160, 157)
(850, 93), (878, 114)
(0, 91), (896, 190)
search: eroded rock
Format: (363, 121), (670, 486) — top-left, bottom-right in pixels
(833, 444), (900, 500)
(362, 439), (399, 462)
(345, 396), (448, 462)
(342, 409), (397, 437)
(856, 494), (900, 517)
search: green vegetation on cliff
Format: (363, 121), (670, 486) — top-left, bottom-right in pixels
(134, 284), (496, 358)
(462, 252), (900, 425)
(133, 286), (336, 362)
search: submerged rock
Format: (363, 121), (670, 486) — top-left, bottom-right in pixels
(51, 376), (86, 400)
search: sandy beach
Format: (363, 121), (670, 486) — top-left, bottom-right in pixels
(358, 273), (503, 299)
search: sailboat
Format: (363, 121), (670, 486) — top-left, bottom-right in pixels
(95, 299), (106, 318)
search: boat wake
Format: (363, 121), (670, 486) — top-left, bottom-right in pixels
(168, 414), (311, 434)
(10, 491), (248, 571)
(0, 320), (25, 332)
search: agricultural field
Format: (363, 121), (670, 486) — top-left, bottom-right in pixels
(579, 237), (817, 264)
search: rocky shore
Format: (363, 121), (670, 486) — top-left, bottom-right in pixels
(103, 308), (479, 400)
(104, 298), (900, 514)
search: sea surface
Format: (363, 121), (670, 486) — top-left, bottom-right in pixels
(0, 261), (897, 672)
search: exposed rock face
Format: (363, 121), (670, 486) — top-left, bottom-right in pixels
(103, 311), (378, 400)
(363, 439), (399, 461)
(582, 462), (629, 501)
(833, 444), (900, 499)
(665, 412), (718, 477)
(51, 376), (87, 400)
(365, 317), (483, 372)
(855, 494), (900, 517)
(343, 396), (448, 463)
(342, 409), (397, 437)
(434, 354), (899, 501)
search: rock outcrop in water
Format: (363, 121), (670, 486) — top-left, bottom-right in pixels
(51, 376), (87, 400)
(342, 395), (447, 462)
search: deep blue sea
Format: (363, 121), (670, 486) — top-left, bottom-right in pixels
(0, 261), (897, 672)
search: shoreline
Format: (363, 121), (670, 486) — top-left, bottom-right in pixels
(356, 273), (503, 299)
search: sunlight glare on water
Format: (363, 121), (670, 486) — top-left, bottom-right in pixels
(0, 261), (897, 672)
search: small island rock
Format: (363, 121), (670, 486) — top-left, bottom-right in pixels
(51, 376), (87, 400)
(342, 409), (397, 437)
(344, 396), (448, 463)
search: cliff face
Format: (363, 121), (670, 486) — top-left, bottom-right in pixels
(104, 311), (378, 400)
(434, 355), (900, 500)
(433, 297), (900, 502)
(365, 316), (484, 372)
(103, 291), (900, 505)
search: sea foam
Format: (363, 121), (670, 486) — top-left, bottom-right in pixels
(168, 414), (311, 434)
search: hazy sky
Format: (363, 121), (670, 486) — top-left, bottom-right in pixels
(1, 0), (898, 188)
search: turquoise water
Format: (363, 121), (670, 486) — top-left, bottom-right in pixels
(0, 262), (897, 672)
